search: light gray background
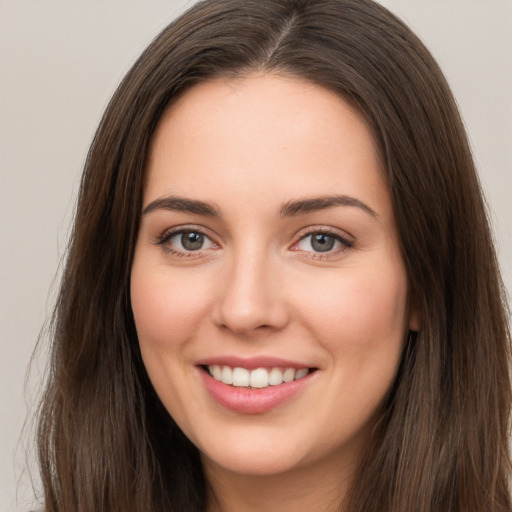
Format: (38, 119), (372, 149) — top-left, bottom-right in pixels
(1, 1), (511, 510)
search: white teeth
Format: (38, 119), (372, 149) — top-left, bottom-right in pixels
(211, 365), (222, 380)
(232, 367), (250, 386)
(295, 368), (309, 380)
(208, 365), (310, 388)
(249, 368), (269, 388)
(282, 368), (295, 383)
(268, 367), (284, 385)
(221, 366), (233, 385)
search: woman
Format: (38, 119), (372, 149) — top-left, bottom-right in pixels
(36, 0), (511, 511)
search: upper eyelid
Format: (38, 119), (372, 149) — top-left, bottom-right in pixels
(294, 232), (353, 249)
(153, 224), (354, 248)
(156, 224), (215, 241)
(291, 226), (355, 255)
(295, 225), (354, 242)
(155, 227), (217, 257)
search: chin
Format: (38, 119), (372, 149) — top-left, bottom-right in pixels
(201, 448), (306, 477)
(194, 426), (310, 477)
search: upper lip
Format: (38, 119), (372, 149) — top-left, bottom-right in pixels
(195, 355), (315, 370)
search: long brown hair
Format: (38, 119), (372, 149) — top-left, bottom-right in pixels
(37, 0), (511, 510)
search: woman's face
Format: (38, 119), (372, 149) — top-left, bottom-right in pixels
(131, 73), (419, 479)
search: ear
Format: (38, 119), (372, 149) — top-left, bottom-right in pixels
(408, 291), (422, 332)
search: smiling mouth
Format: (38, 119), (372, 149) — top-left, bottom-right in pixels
(202, 365), (316, 389)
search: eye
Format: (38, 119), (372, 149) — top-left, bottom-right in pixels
(171, 231), (212, 251)
(294, 230), (353, 255)
(157, 228), (216, 255)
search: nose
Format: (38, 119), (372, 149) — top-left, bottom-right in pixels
(212, 249), (289, 336)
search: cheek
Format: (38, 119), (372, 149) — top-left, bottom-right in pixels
(130, 258), (213, 427)
(296, 261), (409, 434)
(294, 259), (409, 359)
(130, 261), (213, 350)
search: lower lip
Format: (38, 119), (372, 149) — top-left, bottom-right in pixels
(199, 369), (315, 414)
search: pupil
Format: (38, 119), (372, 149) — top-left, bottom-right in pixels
(311, 234), (335, 252)
(181, 232), (204, 251)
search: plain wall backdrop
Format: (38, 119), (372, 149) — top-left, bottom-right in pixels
(1, 1), (511, 510)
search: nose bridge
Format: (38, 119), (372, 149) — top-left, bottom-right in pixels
(214, 240), (287, 334)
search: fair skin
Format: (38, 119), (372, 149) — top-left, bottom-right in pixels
(131, 73), (420, 512)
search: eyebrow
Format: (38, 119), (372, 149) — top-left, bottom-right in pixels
(279, 195), (378, 218)
(143, 196), (220, 217)
(142, 194), (378, 218)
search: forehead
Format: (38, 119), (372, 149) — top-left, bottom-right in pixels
(152, 73), (374, 158)
(144, 73), (391, 219)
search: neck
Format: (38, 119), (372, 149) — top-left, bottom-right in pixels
(203, 450), (357, 512)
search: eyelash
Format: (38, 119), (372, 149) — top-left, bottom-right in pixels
(154, 226), (354, 260)
(293, 228), (354, 260)
(155, 226), (217, 258)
